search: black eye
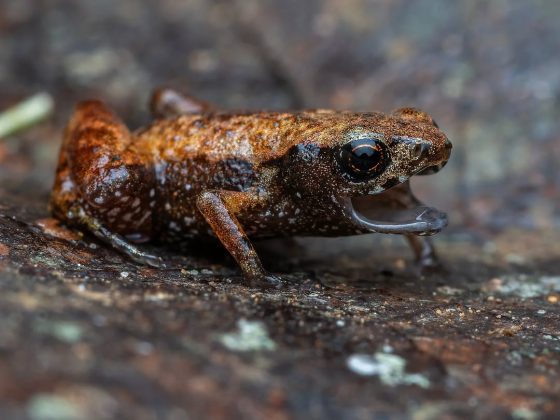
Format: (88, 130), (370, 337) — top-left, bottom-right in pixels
(339, 138), (390, 181)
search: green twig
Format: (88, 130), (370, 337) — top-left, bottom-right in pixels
(0, 93), (55, 139)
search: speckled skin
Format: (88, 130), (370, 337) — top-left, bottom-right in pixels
(50, 89), (452, 286)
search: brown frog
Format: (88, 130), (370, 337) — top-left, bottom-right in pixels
(50, 89), (452, 286)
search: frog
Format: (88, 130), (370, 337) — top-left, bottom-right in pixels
(49, 88), (452, 287)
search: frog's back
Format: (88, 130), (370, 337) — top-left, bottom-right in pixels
(135, 110), (387, 165)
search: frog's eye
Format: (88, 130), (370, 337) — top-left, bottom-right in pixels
(339, 138), (390, 181)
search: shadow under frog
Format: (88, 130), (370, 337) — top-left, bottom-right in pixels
(49, 88), (452, 287)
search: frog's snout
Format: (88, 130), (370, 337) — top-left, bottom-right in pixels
(417, 137), (451, 175)
(443, 137), (452, 158)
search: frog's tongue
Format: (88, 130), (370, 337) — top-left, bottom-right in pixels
(340, 196), (448, 236)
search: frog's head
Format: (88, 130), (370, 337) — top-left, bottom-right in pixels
(282, 108), (452, 235)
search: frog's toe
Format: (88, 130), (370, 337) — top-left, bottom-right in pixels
(417, 252), (439, 268)
(414, 258), (447, 277)
(248, 273), (284, 289)
(147, 256), (166, 269)
(264, 274), (284, 288)
(129, 253), (166, 269)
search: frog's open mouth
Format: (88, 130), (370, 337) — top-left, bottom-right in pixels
(340, 194), (448, 236)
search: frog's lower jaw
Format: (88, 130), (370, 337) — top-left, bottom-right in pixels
(339, 196), (448, 236)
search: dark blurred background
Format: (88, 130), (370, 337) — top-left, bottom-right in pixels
(2, 0), (560, 234)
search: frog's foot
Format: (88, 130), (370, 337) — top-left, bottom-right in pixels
(70, 206), (165, 268)
(247, 273), (284, 290)
(150, 88), (211, 118)
(115, 242), (165, 268)
(340, 195), (448, 236)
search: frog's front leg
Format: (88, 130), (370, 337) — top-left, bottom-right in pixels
(382, 181), (441, 269)
(196, 190), (280, 288)
(405, 235), (438, 269)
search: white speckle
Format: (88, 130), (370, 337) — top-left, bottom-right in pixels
(132, 198), (141, 207)
(506, 253), (526, 264)
(183, 216), (196, 226)
(120, 271), (129, 278)
(26, 394), (82, 420)
(164, 202), (171, 211)
(336, 319), (345, 327)
(295, 192), (302, 198)
(511, 408), (541, 420)
(107, 207), (121, 217)
(436, 286), (464, 296)
(537, 309), (546, 315)
(398, 176), (409, 183)
(347, 353), (430, 388)
(115, 191), (122, 197)
(295, 208), (301, 215)
(94, 196), (105, 205)
(368, 186), (384, 194)
(122, 213), (133, 222)
(382, 344), (394, 353)
(278, 211), (285, 217)
(288, 218), (296, 224)
(136, 341), (154, 355)
(219, 319), (276, 352)
(138, 211), (151, 224)
(149, 188), (155, 198)
(149, 201), (156, 208)
(486, 274), (560, 299)
(61, 179), (74, 192)
(169, 221), (181, 231)
(145, 291), (173, 302)
(185, 184), (192, 191)
(120, 195), (130, 203)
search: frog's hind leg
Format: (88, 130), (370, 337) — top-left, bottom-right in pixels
(150, 88), (212, 118)
(57, 101), (160, 267)
(69, 205), (164, 268)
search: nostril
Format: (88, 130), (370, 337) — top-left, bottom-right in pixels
(413, 143), (430, 159)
